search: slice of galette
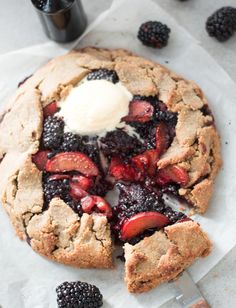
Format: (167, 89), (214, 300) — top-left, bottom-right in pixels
(0, 47), (221, 292)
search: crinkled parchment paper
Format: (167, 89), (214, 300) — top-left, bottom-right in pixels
(0, 0), (236, 307)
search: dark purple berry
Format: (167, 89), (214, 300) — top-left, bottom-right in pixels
(60, 132), (82, 152)
(138, 21), (171, 48)
(43, 177), (70, 204)
(206, 7), (236, 42)
(87, 69), (119, 83)
(100, 129), (145, 158)
(56, 281), (103, 308)
(42, 116), (64, 150)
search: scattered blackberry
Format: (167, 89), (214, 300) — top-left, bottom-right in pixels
(87, 69), (119, 83)
(60, 132), (82, 152)
(100, 129), (146, 157)
(138, 21), (171, 48)
(43, 176), (70, 204)
(56, 281), (103, 308)
(42, 116), (64, 150)
(206, 7), (236, 42)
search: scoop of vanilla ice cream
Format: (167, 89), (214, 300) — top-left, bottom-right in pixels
(58, 80), (132, 135)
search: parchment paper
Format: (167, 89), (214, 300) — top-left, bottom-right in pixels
(1, 0), (236, 307)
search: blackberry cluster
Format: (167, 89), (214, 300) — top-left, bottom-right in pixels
(113, 183), (164, 235)
(114, 183), (164, 220)
(56, 281), (103, 308)
(112, 183), (187, 242)
(100, 129), (146, 158)
(43, 176), (70, 204)
(138, 21), (171, 48)
(60, 132), (82, 152)
(206, 7), (236, 42)
(87, 68), (119, 84)
(42, 116), (64, 150)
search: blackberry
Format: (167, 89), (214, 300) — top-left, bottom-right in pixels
(133, 95), (158, 105)
(80, 136), (101, 167)
(206, 7), (236, 42)
(138, 21), (171, 48)
(56, 281), (103, 308)
(66, 198), (83, 216)
(43, 177), (70, 204)
(100, 129), (146, 157)
(60, 132), (82, 152)
(113, 183), (165, 223)
(163, 206), (186, 224)
(154, 102), (177, 127)
(42, 116), (64, 150)
(87, 69), (119, 84)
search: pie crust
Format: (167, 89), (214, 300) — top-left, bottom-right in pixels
(0, 47), (221, 292)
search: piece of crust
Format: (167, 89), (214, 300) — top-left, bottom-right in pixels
(27, 198), (113, 268)
(124, 221), (211, 293)
(0, 153), (113, 268)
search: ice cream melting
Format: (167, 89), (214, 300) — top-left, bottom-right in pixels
(58, 79), (132, 135)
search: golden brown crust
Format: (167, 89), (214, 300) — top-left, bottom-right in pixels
(124, 221), (212, 293)
(27, 198), (113, 268)
(0, 47), (220, 278)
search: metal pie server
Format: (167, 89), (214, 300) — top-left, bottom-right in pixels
(173, 271), (209, 308)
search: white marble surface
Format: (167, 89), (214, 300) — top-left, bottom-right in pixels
(0, 0), (236, 307)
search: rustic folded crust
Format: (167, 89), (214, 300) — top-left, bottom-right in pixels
(0, 47), (220, 290)
(124, 221), (211, 293)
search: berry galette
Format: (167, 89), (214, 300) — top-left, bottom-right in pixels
(0, 47), (221, 293)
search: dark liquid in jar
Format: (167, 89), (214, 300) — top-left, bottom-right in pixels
(32, 0), (87, 42)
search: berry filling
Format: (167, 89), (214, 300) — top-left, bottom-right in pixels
(32, 71), (192, 244)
